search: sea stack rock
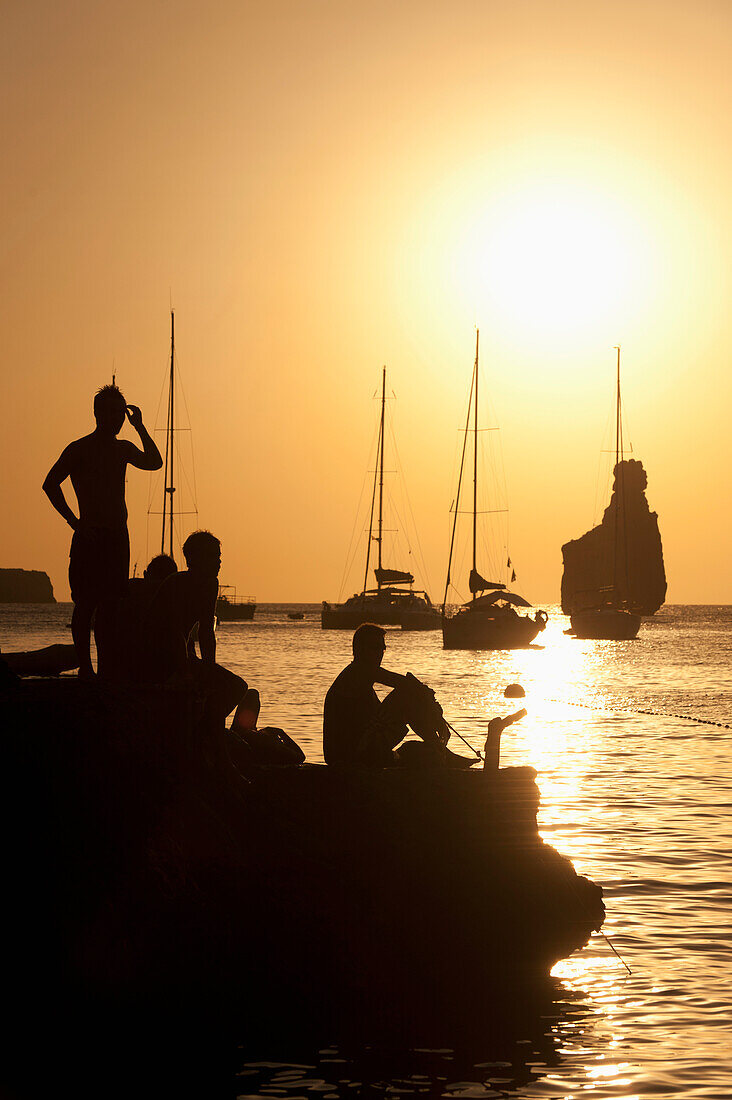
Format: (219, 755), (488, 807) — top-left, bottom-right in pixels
(561, 459), (666, 615)
(0, 568), (56, 603)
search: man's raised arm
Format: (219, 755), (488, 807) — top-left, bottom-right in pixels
(42, 449), (78, 530)
(124, 405), (163, 471)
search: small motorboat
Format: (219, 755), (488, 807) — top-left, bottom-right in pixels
(216, 587), (256, 621)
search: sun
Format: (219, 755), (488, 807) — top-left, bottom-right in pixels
(450, 179), (653, 340)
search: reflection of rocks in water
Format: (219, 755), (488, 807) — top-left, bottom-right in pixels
(561, 459), (666, 615)
(234, 981), (603, 1098)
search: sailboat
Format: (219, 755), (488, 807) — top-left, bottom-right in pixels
(441, 332), (547, 651)
(561, 347), (665, 640)
(321, 368), (440, 631)
(153, 312), (257, 621)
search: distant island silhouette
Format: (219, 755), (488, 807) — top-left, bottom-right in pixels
(0, 568), (55, 603)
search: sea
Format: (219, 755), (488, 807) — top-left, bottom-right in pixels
(1, 603), (731, 1099)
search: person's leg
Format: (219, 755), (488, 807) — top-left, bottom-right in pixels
(205, 664), (248, 726)
(93, 598), (113, 673)
(93, 527), (130, 680)
(69, 528), (96, 678)
(231, 688), (261, 731)
(94, 598), (121, 679)
(395, 740), (443, 769)
(71, 600), (95, 679)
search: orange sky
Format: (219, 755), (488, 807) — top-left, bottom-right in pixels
(2, 0), (731, 603)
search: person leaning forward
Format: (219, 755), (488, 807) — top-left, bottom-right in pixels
(42, 385), (162, 679)
(323, 623), (474, 769)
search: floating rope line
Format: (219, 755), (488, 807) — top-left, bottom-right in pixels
(546, 698), (731, 729)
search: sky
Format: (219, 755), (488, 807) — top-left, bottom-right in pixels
(2, 0), (731, 603)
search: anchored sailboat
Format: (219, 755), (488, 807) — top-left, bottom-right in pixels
(561, 347), (665, 640)
(321, 368), (440, 630)
(441, 332), (547, 650)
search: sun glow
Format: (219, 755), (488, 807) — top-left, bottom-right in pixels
(451, 180), (655, 340)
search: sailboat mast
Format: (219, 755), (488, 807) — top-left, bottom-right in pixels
(472, 330), (479, 581)
(161, 310), (175, 556)
(612, 344), (628, 602)
(442, 340), (477, 615)
(617, 346), (631, 604)
(615, 345), (621, 470)
(377, 366), (386, 586)
(362, 372), (384, 593)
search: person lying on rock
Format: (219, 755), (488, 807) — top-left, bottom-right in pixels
(144, 530), (248, 725)
(323, 623), (474, 769)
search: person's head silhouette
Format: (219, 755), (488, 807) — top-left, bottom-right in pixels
(182, 530), (222, 578)
(352, 623), (387, 670)
(94, 384), (127, 435)
(143, 553), (178, 584)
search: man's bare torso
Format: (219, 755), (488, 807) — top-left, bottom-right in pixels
(64, 433), (131, 529)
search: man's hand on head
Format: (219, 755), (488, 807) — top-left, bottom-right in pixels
(126, 404), (144, 432)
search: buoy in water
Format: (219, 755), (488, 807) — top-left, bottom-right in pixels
(504, 683), (525, 699)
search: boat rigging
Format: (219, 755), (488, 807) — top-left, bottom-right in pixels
(441, 331), (547, 650)
(322, 367), (439, 630)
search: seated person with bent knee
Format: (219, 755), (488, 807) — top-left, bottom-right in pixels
(323, 623), (473, 769)
(145, 530), (247, 724)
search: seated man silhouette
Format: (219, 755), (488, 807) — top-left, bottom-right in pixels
(42, 384), (162, 679)
(323, 623), (473, 769)
(145, 530), (247, 725)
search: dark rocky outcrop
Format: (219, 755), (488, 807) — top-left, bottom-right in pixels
(0, 567), (55, 603)
(2, 679), (604, 1090)
(562, 459), (666, 615)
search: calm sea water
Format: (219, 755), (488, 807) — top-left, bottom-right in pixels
(2, 603), (731, 1099)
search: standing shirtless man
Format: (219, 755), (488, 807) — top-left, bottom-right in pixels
(43, 384), (162, 678)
